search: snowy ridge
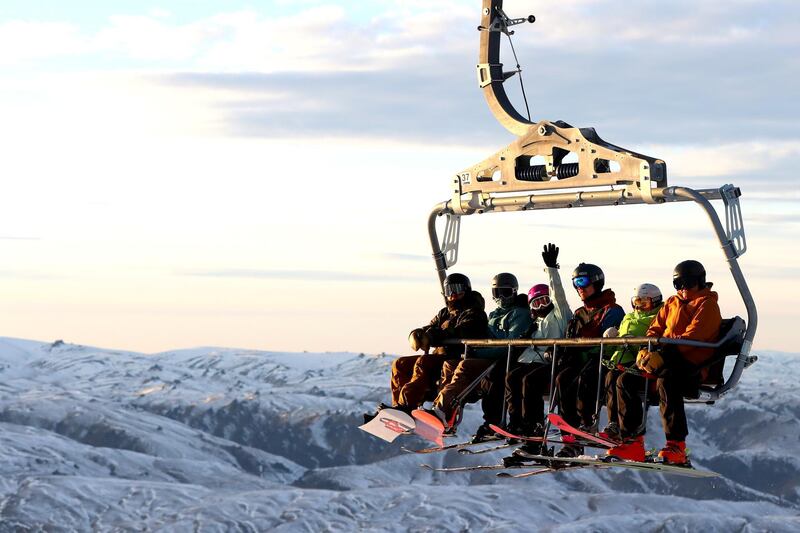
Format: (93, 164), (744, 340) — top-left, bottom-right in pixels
(0, 337), (797, 531)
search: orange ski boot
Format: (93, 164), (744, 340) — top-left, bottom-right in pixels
(658, 440), (688, 465)
(606, 435), (645, 462)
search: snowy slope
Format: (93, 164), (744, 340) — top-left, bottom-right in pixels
(0, 337), (797, 531)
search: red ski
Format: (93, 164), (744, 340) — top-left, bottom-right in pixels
(546, 413), (620, 448)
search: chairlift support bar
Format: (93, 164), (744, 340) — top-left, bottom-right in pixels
(426, 0), (758, 402)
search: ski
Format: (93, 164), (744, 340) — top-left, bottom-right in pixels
(457, 441), (515, 455)
(546, 413), (620, 449)
(488, 424), (568, 445)
(513, 451), (720, 478)
(496, 463), (605, 478)
(401, 436), (502, 454)
(420, 462), (547, 473)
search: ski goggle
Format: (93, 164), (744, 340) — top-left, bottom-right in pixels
(672, 276), (699, 291)
(444, 283), (468, 297)
(491, 287), (515, 299)
(529, 294), (552, 310)
(631, 297), (653, 310)
(572, 275), (591, 288)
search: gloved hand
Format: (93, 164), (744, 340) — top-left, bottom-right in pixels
(542, 243), (560, 268)
(408, 329), (431, 353)
(603, 326), (619, 338)
(636, 349), (664, 374)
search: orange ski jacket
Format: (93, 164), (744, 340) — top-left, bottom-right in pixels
(646, 287), (722, 370)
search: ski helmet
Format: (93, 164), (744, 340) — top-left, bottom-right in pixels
(491, 272), (518, 307)
(572, 263), (604, 292)
(527, 284), (550, 302)
(443, 273), (471, 297)
(631, 283), (662, 310)
(672, 260), (706, 290)
(527, 284), (552, 311)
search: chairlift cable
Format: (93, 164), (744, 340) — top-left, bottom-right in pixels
(505, 32), (531, 121)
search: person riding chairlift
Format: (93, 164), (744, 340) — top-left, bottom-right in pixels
(554, 263), (625, 458)
(365, 273), (488, 423)
(501, 244), (572, 463)
(606, 260), (721, 465)
(600, 283), (664, 444)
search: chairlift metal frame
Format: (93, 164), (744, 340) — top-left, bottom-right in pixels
(426, 0), (758, 402)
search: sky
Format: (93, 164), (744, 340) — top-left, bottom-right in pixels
(0, 0), (798, 355)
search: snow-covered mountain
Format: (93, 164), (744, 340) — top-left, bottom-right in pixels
(0, 336), (797, 531)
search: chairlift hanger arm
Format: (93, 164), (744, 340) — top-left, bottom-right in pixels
(477, 0), (536, 135)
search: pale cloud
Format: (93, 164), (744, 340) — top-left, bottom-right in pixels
(0, 21), (88, 65)
(4, 1), (794, 72)
(651, 141), (800, 179)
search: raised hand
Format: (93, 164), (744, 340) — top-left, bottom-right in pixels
(542, 243), (559, 268)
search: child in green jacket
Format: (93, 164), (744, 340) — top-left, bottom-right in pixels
(601, 283), (663, 440)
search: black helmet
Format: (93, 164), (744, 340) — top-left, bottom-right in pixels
(443, 273), (471, 297)
(491, 273), (518, 291)
(673, 260), (706, 290)
(572, 263), (604, 291)
(491, 272), (518, 306)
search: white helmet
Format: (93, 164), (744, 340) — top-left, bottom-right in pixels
(632, 283), (662, 309)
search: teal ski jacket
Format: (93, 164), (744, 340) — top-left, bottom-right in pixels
(473, 294), (533, 359)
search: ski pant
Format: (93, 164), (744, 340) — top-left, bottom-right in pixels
(555, 357), (605, 428)
(391, 354), (456, 408)
(607, 370), (646, 438)
(505, 362), (551, 431)
(434, 358), (502, 423)
(656, 354), (701, 441)
(610, 351), (700, 441)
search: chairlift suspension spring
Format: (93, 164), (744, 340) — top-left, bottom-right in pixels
(516, 163), (579, 181)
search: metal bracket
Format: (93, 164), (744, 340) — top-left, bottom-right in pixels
(721, 184), (747, 257)
(440, 214), (461, 268)
(480, 7), (535, 35)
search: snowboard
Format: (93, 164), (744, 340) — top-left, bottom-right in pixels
(358, 408), (415, 443)
(411, 409), (446, 447)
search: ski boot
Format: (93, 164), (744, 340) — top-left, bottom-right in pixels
(599, 422), (621, 441)
(606, 435), (645, 462)
(657, 440), (689, 465)
(555, 444), (584, 459)
(470, 422), (497, 444)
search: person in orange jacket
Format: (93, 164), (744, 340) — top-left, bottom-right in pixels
(607, 260), (722, 465)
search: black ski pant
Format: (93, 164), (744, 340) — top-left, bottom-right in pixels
(612, 351), (701, 441)
(656, 355), (701, 442)
(608, 370), (646, 438)
(555, 357), (605, 428)
(505, 362), (550, 431)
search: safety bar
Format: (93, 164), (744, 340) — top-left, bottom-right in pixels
(451, 336), (721, 349)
